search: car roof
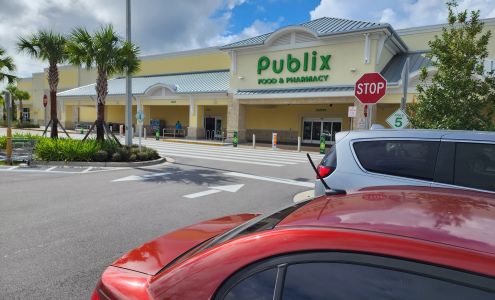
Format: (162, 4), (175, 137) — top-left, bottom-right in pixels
(277, 186), (495, 256)
(341, 129), (495, 142)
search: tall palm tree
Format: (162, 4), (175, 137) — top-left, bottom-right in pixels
(18, 31), (67, 138)
(0, 47), (16, 85)
(67, 25), (140, 141)
(6, 84), (30, 123)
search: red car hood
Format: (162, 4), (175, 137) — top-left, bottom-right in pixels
(111, 214), (258, 275)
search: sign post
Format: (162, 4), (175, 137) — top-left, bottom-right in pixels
(43, 94), (48, 126)
(354, 73), (387, 129)
(348, 106), (356, 130)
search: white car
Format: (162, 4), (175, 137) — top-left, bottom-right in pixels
(315, 129), (495, 196)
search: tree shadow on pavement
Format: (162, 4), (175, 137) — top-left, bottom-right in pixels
(130, 166), (236, 186)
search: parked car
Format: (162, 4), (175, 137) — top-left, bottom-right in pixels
(315, 129), (495, 197)
(91, 186), (495, 299)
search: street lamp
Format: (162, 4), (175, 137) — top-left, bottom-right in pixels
(125, 0), (133, 146)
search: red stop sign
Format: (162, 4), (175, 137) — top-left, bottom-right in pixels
(354, 73), (387, 104)
(43, 95), (48, 108)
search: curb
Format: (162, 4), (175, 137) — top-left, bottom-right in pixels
(31, 157), (166, 168)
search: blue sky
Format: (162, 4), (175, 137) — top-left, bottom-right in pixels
(223, 0), (321, 33)
(1, 0), (494, 78)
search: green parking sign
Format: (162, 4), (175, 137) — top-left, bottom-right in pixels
(386, 109), (409, 129)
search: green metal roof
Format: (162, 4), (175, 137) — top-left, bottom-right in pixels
(57, 70), (230, 97)
(222, 17), (406, 50)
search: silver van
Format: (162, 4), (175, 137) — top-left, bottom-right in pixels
(315, 129), (495, 196)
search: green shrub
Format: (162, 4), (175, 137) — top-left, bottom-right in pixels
(94, 150), (108, 162)
(111, 152), (122, 162)
(12, 136), (161, 162)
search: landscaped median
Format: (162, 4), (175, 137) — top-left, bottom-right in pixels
(1, 133), (163, 166)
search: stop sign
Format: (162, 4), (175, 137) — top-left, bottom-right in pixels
(354, 73), (387, 104)
(43, 94), (48, 108)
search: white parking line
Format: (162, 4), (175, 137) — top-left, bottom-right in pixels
(183, 189), (222, 199)
(45, 166), (57, 172)
(7, 166), (19, 170)
(82, 167), (93, 173)
(224, 172), (315, 188)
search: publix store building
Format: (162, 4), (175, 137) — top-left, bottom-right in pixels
(18, 17), (495, 144)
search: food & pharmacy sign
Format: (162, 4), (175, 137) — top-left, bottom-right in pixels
(256, 50), (331, 85)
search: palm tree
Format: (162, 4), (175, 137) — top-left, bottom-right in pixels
(18, 31), (67, 138)
(6, 84), (30, 124)
(67, 25), (140, 141)
(0, 47), (16, 85)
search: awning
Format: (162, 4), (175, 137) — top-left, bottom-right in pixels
(57, 70), (230, 97)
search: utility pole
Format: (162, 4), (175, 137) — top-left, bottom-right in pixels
(401, 57), (410, 111)
(4, 92), (12, 165)
(125, 0), (133, 146)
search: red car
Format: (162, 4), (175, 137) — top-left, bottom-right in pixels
(91, 186), (495, 299)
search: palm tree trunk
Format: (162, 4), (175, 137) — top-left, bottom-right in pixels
(95, 69), (108, 141)
(50, 90), (58, 138)
(48, 64), (59, 138)
(96, 102), (105, 141)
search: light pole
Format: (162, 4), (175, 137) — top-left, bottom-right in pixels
(125, 0), (133, 146)
(4, 92), (12, 165)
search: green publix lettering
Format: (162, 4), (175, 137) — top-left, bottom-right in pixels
(257, 51), (331, 75)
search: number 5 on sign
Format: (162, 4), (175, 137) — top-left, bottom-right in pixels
(386, 109), (409, 129)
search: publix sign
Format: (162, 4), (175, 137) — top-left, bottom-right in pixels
(256, 50), (331, 85)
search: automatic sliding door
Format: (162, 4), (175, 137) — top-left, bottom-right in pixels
(303, 121), (313, 142)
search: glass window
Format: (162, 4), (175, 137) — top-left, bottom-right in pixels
(282, 263), (494, 300)
(224, 268), (277, 300)
(454, 143), (495, 191)
(353, 140), (440, 181)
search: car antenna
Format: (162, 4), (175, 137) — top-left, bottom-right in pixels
(306, 153), (346, 195)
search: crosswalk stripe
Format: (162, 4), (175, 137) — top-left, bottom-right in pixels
(145, 141), (321, 159)
(128, 139), (325, 167)
(152, 147), (301, 164)
(156, 153), (284, 166)
(142, 142), (324, 162)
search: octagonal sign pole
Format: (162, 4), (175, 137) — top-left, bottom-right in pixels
(354, 73), (387, 129)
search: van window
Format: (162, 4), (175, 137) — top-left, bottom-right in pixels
(353, 140), (440, 181)
(454, 143), (495, 192)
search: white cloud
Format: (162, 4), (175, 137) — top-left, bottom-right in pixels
(310, 0), (352, 20)
(311, 0), (495, 29)
(0, 0), (257, 81)
(208, 19), (281, 46)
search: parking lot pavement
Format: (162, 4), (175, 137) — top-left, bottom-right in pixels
(0, 156), (315, 299)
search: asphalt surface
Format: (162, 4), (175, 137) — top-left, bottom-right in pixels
(0, 136), (320, 299)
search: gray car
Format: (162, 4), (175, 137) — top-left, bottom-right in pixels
(315, 129), (495, 196)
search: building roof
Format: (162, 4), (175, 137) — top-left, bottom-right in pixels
(222, 17), (406, 50)
(236, 86), (354, 96)
(57, 70), (230, 97)
(381, 51), (432, 83)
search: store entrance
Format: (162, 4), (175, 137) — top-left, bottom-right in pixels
(204, 117), (222, 139)
(302, 118), (342, 144)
